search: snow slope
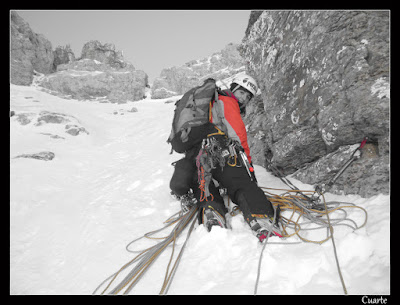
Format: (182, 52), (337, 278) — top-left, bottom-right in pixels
(10, 84), (390, 295)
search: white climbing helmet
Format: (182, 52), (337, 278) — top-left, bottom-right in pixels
(231, 74), (259, 97)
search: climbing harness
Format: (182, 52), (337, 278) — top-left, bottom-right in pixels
(195, 133), (226, 201)
(195, 133), (243, 202)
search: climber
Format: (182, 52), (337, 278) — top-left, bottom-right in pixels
(169, 74), (282, 242)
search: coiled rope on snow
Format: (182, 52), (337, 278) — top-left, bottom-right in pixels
(93, 185), (367, 295)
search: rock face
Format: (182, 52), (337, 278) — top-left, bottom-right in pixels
(38, 41), (148, 103)
(151, 43), (246, 99)
(52, 44), (75, 71)
(10, 11), (54, 85)
(240, 11), (389, 197)
(10, 13), (148, 103)
(81, 40), (130, 70)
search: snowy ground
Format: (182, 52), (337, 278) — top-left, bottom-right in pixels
(10, 84), (390, 295)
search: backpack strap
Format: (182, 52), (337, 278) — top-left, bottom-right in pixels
(218, 79), (235, 98)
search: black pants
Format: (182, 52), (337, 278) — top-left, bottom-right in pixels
(170, 156), (226, 213)
(170, 148), (274, 226)
(212, 164), (274, 220)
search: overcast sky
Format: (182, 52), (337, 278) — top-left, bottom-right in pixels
(16, 10), (252, 82)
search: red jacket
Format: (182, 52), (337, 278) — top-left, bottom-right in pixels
(210, 93), (252, 164)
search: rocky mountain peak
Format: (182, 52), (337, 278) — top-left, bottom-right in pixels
(150, 43), (246, 99)
(80, 40), (132, 70)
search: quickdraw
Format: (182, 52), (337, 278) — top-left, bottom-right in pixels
(196, 148), (214, 202)
(196, 134), (245, 202)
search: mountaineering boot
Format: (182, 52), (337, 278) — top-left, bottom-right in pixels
(234, 191), (281, 242)
(171, 190), (197, 213)
(202, 206), (227, 232)
(249, 217), (283, 242)
(180, 191), (198, 213)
